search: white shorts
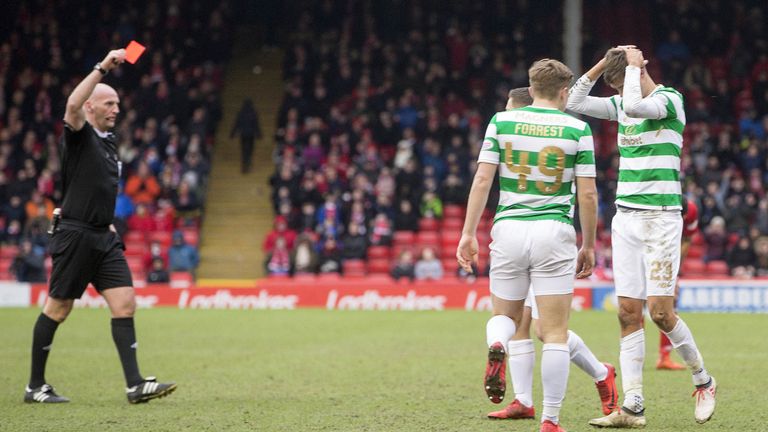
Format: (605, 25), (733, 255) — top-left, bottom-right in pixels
(524, 287), (540, 319)
(612, 207), (682, 299)
(489, 219), (576, 301)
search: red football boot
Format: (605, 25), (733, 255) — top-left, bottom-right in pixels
(540, 419), (567, 432)
(487, 399), (535, 419)
(484, 342), (506, 404)
(595, 363), (618, 415)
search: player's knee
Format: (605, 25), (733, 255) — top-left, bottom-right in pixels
(43, 299), (74, 322)
(110, 298), (136, 318)
(617, 303), (642, 330)
(649, 306), (676, 331)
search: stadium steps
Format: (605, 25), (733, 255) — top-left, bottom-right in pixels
(197, 27), (282, 282)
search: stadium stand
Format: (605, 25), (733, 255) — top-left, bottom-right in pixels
(0, 1), (233, 282)
(267, 0), (768, 279)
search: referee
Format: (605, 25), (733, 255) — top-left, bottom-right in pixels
(24, 49), (176, 404)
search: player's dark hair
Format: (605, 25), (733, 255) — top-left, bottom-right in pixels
(508, 87), (533, 108)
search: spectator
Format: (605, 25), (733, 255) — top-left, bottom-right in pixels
(168, 230), (199, 272)
(5, 220), (23, 245)
(442, 173), (468, 205)
(369, 213), (393, 246)
(414, 247), (443, 281)
(147, 257), (170, 284)
(143, 240), (167, 273)
(230, 98), (262, 174)
(704, 216), (728, 262)
(420, 191), (443, 219)
(171, 179), (202, 221)
(290, 233), (319, 275)
(114, 182), (135, 222)
(395, 199), (419, 232)
(127, 203), (157, 233)
(3, 195), (27, 229)
(263, 215), (297, 254)
(341, 221), (368, 260)
(11, 238), (46, 282)
(266, 237), (291, 276)
(754, 237), (768, 276)
(125, 161), (161, 206)
(23, 205), (50, 250)
(318, 238), (342, 274)
(25, 190), (54, 221)
(391, 250), (415, 281)
(727, 237), (756, 278)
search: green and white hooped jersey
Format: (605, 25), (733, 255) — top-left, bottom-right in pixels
(611, 87), (684, 210)
(477, 106), (596, 225)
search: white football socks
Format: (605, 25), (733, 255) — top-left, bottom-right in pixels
(486, 315), (516, 347)
(664, 318), (711, 386)
(620, 329), (645, 412)
(567, 330), (608, 382)
(541, 343), (570, 425)
(507, 339), (535, 407)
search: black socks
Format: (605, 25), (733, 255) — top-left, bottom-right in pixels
(29, 313), (60, 388)
(111, 317), (143, 387)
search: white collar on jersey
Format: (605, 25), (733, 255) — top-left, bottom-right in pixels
(93, 127), (110, 138)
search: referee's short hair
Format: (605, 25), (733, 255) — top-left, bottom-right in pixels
(508, 87), (533, 108)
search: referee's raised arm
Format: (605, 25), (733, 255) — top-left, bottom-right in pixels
(63, 49), (126, 131)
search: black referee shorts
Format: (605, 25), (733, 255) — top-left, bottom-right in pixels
(48, 223), (133, 300)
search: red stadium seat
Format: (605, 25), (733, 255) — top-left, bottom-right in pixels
(441, 218), (463, 231)
(391, 244), (415, 259)
(124, 241), (148, 257)
(124, 230), (145, 244)
(418, 218), (439, 232)
(681, 259), (706, 276)
(691, 232), (704, 246)
(343, 259), (367, 277)
(317, 273), (342, 282)
(416, 231), (440, 245)
(181, 228), (199, 246)
(367, 246), (390, 260)
(169, 271), (193, 288)
(706, 260), (729, 276)
(442, 258), (459, 275)
(441, 231), (461, 249)
(0, 257), (13, 275)
(393, 231), (415, 245)
(367, 258), (391, 275)
(148, 231), (173, 248)
(686, 244), (703, 259)
(126, 256), (144, 272)
(440, 248), (456, 259)
(0, 245), (19, 258)
(443, 205), (465, 219)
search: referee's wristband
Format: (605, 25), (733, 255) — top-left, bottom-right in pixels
(93, 63), (108, 75)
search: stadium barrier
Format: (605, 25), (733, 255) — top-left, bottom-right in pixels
(1, 279), (767, 312)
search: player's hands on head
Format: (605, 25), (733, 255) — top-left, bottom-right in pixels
(625, 48), (647, 68)
(456, 234), (479, 274)
(101, 49), (127, 72)
(575, 247), (595, 279)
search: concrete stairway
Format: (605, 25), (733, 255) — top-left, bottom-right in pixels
(197, 28), (282, 283)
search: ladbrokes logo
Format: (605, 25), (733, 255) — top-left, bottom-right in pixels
(326, 290), (446, 310)
(178, 290), (298, 309)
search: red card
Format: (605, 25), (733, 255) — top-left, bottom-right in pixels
(125, 40), (146, 64)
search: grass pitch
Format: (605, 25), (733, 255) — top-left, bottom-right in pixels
(0, 308), (765, 431)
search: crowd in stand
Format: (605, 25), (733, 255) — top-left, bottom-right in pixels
(0, 0), (232, 282)
(267, 0), (768, 279)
